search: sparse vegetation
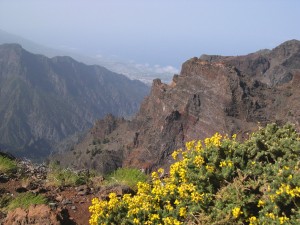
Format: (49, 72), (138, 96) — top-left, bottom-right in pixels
(47, 161), (88, 187)
(105, 167), (148, 190)
(92, 139), (98, 145)
(7, 192), (47, 211)
(89, 124), (300, 225)
(103, 138), (110, 144)
(0, 195), (13, 210)
(0, 155), (17, 174)
(91, 147), (102, 157)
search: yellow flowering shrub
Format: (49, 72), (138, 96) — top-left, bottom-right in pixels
(232, 207), (243, 218)
(89, 124), (300, 224)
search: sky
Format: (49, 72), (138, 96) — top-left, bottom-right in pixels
(0, 0), (300, 71)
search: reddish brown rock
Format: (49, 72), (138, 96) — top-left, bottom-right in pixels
(56, 40), (300, 174)
(3, 205), (60, 225)
(97, 184), (135, 200)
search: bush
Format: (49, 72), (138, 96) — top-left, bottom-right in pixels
(89, 123), (300, 225)
(47, 162), (87, 187)
(0, 156), (17, 174)
(105, 168), (148, 190)
(0, 195), (13, 210)
(7, 192), (47, 211)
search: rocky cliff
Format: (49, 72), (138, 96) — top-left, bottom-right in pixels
(0, 44), (149, 159)
(57, 40), (300, 174)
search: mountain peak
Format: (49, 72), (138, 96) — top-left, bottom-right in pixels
(277, 39), (300, 47)
(0, 43), (24, 54)
(0, 43), (23, 52)
(270, 39), (300, 59)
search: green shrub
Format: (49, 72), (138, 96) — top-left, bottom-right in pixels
(7, 192), (47, 211)
(105, 167), (148, 190)
(47, 162), (87, 187)
(0, 156), (17, 173)
(0, 195), (13, 210)
(89, 123), (300, 225)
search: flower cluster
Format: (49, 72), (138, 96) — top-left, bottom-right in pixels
(89, 123), (300, 224)
(275, 183), (300, 198)
(232, 207), (242, 218)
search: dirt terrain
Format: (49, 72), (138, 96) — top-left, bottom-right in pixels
(0, 158), (123, 225)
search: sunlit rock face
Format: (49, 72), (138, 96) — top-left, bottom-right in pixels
(58, 40), (300, 174)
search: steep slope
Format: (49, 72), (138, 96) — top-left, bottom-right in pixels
(57, 40), (300, 174)
(0, 44), (149, 159)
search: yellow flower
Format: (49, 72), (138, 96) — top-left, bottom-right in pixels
(179, 207), (187, 217)
(133, 218), (140, 224)
(172, 150), (179, 160)
(185, 141), (195, 151)
(227, 160), (233, 167)
(173, 220), (182, 225)
(165, 203), (174, 211)
(151, 171), (159, 179)
(195, 140), (203, 152)
(174, 199), (180, 205)
(191, 192), (204, 202)
(149, 214), (160, 221)
(163, 217), (172, 225)
(265, 213), (275, 219)
(257, 200), (265, 207)
(204, 133), (222, 147)
(193, 155), (205, 167)
(137, 182), (151, 194)
(219, 161), (227, 167)
(279, 216), (289, 224)
(219, 160), (233, 168)
(158, 168), (164, 175)
(205, 165), (215, 172)
(232, 207), (243, 218)
(163, 217), (183, 225)
(276, 183), (300, 198)
(249, 216), (258, 225)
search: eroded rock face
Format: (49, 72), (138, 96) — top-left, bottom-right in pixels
(0, 44), (149, 160)
(58, 40), (300, 174)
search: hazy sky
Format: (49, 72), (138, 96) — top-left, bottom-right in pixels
(0, 0), (300, 70)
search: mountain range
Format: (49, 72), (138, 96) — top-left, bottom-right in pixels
(54, 40), (300, 174)
(0, 29), (174, 84)
(0, 43), (149, 159)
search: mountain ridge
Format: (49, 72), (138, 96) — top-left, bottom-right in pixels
(0, 30), (175, 84)
(0, 43), (149, 159)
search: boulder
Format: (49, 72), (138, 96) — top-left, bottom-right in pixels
(3, 204), (74, 225)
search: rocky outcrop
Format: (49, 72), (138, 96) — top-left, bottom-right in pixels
(200, 39), (300, 86)
(57, 40), (300, 174)
(3, 205), (64, 225)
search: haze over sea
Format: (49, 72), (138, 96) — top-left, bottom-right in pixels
(1, 0), (300, 74)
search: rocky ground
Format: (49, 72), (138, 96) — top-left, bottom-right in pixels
(0, 155), (132, 225)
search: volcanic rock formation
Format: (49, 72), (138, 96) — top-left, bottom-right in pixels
(56, 40), (300, 174)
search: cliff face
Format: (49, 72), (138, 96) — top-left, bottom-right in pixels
(59, 40), (300, 174)
(0, 44), (149, 159)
